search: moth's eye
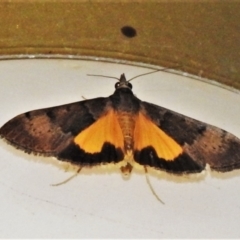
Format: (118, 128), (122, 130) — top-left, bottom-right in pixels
(128, 82), (132, 89)
(115, 82), (120, 89)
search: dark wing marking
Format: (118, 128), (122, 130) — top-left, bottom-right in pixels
(0, 97), (124, 166)
(134, 101), (240, 174)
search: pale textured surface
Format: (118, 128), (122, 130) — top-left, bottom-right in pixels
(0, 59), (240, 238)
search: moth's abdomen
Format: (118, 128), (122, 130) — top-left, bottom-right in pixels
(116, 111), (136, 153)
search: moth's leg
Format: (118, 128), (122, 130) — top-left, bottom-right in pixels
(51, 167), (82, 186)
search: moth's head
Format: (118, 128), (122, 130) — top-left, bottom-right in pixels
(115, 74), (133, 90)
(87, 70), (161, 91)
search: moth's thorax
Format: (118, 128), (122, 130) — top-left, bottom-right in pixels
(110, 88), (140, 113)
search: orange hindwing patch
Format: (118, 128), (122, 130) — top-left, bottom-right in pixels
(134, 112), (183, 161)
(74, 109), (124, 154)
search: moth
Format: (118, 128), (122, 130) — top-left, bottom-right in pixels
(1, 73), (240, 176)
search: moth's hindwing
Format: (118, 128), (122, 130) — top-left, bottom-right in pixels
(133, 101), (240, 173)
(0, 97), (124, 166)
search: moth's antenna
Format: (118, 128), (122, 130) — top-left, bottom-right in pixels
(51, 167), (82, 187)
(88, 68), (169, 82)
(144, 167), (165, 204)
(87, 74), (119, 81)
(128, 68), (169, 82)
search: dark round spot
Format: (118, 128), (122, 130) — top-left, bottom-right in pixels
(121, 26), (137, 38)
(128, 82), (132, 89)
(115, 82), (120, 89)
